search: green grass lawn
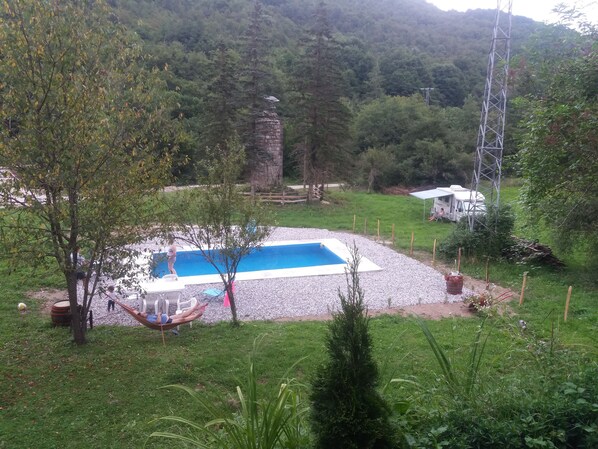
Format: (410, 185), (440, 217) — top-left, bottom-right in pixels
(1, 185), (596, 448)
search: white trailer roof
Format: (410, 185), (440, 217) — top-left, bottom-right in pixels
(409, 188), (448, 200)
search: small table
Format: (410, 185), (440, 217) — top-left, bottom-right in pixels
(139, 279), (186, 313)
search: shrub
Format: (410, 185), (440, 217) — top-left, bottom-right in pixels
(409, 327), (598, 449)
(310, 245), (395, 449)
(439, 205), (515, 260)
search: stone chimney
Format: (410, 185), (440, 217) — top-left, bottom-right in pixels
(252, 96), (283, 189)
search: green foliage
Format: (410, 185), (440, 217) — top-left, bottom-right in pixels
(293, 1), (353, 194)
(152, 336), (310, 449)
(517, 19), (598, 266)
(430, 360), (598, 448)
(439, 205), (515, 260)
(353, 95), (472, 187)
(357, 147), (398, 192)
(0, 0), (175, 344)
(310, 246), (395, 449)
(417, 318), (490, 399)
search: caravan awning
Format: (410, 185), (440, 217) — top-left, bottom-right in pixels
(409, 189), (447, 200)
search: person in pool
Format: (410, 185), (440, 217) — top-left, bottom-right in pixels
(167, 241), (177, 275)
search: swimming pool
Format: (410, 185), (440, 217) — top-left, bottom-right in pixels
(153, 242), (346, 277)
(149, 239), (381, 284)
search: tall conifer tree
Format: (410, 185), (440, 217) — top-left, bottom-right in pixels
(310, 246), (394, 449)
(295, 1), (352, 200)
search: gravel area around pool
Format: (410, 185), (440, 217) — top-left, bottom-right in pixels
(88, 227), (470, 327)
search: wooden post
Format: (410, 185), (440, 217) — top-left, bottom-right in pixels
(364, 218), (367, 235)
(391, 224), (395, 246)
(485, 256), (490, 288)
(457, 247), (462, 273)
(352, 214), (356, 233)
(409, 231), (414, 256)
(432, 239), (437, 266)
(377, 219), (380, 240)
(564, 286), (573, 321)
(519, 272), (528, 306)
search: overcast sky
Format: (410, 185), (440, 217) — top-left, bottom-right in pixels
(424, 0), (597, 24)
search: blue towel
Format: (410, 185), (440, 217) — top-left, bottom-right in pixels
(203, 288), (224, 297)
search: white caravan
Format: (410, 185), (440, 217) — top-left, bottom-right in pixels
(409, 185), (486, 222)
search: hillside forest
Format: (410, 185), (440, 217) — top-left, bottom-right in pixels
(1, 0), (597, 260)
(108, 0), (560, 184)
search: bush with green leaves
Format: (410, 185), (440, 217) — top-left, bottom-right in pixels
(439, 205), (515, 261)
(406, 321), (598, 449)
(310, 245), (395, 449)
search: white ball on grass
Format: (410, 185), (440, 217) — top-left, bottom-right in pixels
(18, 302), (27, 311)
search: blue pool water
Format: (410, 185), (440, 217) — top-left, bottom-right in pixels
(152, 243), (346, 278)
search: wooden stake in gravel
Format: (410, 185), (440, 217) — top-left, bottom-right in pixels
(352, 214), (356, 233)
(457, 247), (462, 272)
(364, 218), (367, 235)
(377, 219), (380, 240)
(564, 285), (573, 321)
(410, 231), (414, 256)
(432, 239), (437, 266)
(391, 224), (395, 246)
(519, 271), (528, 305)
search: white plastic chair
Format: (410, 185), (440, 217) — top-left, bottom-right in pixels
(175, 297), (198, 328)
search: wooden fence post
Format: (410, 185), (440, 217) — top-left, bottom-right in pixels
(409, 231), (414, 256)
(432, 239), (437, 266)
(352, 214), (356, 233)
(519, 272), (528, 306)
(391, 224), (395, 246)
(564, 286), (573, 321)
(457, 247), (462, 272)
(364, 218), (367, 235)
(377, 219), (380, 240)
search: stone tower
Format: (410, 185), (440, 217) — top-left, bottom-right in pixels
(252, 96), (283, 189)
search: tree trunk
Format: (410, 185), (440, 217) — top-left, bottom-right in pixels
(67, 273), (86, 345)
(225, 283), (239, 326)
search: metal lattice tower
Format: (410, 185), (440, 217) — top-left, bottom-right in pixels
(469, 0), (512, 231)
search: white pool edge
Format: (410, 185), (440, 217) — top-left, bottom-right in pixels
(144, 238), (382, 285)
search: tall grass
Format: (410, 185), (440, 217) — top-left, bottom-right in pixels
(417, 318), (491, 399)
(150, 336), (310, 449)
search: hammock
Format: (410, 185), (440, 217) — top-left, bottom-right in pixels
(115, 300), (207, 332)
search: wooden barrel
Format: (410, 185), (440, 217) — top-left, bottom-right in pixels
(445, 274), (464, 295)
(51, 300), (72, 327)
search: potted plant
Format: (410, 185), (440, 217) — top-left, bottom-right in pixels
(445, 271), (464, 295)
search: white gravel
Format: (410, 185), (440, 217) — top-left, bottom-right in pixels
(88, 227), (469, 327)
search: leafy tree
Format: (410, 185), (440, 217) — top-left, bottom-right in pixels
(294, 1), (352, 199)
(354, 95), (472, 186)
(518, 23), (598, 262)
(379, 49), (432, 97)
(0, 0), (175, 345)
(431, 62), (466, 107)
(168, 139), (271, 326)
(357, 147), (397, 192)
(310, 245), (394, 449)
